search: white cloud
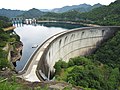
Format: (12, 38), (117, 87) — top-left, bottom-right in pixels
(0, 0), (116, 10)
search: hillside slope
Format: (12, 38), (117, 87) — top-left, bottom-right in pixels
(80, 0), (120, 25)
(51, 3), (102, 13)
(0, 8), (24, 18)
(54, 30), (120, 90)
(19, 8), (46, 18)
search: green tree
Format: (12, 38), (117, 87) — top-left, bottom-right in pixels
(54, 60), (68, 75)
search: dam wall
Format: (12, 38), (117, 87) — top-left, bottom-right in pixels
(36, 26), (120, 80)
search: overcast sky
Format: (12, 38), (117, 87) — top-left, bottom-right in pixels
(0, 0), (116, 10)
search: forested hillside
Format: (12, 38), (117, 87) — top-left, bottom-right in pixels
(0, 16), (12, 28)
(54, 31), (120, 90)
(0, 16), (20, 69)
(39, 0), (120, 26)
(0, 8), (45, 19)
(0, 8), (24, 18)
(39, 10), (81, 21)
(81, 0), (120, 25)
(19, 8), (46, 18)
(51, 3), (102, 13)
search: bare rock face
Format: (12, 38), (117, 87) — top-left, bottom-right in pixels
(10, 41), (23, 65)
(2, 41), (23, 67)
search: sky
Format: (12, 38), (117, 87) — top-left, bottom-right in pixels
(0, 0), (116, 10)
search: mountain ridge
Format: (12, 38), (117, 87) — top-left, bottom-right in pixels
(51, 3), (102, 13)
(0, 3), (103, 18)
(0, 8), (25, 18)
(19, 8), (46, 18)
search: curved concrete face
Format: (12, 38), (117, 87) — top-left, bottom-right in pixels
(36, 26), (120, 80)
(18, 26), (120, 82)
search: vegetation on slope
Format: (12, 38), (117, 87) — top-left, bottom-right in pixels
(0, 73), (50, 90)
(0, 16), (12, 28)
(0, 8), (24, 18)
(91, 31), (120, 68)
(80, 0), (120, 25)
(51, 3), (102, 13)
(54, 31), (120, 90)
(19, 8), (46, 19)
(39, 0), (120, 26)
(39, 10), (81, 21)
(0, 16), (20, 69)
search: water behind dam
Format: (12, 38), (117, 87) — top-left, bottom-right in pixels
(14, 22), (85, 71)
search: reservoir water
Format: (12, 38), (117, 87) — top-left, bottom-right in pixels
(14, 22), (84, 71)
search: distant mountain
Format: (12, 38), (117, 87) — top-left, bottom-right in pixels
(51, 3), (102, 13)
(19, 8), (46, 18)
(92, 3), (103, 9)
(40, 9), (51, 12)
(80, 0), (120, 25)
(0, 3), (102, 19)
(71, 3), (102, 12)
(0, 8), (25, 18)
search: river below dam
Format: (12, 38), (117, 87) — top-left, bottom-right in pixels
(14, 22), (84, 71)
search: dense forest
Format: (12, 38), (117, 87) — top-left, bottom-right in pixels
(0, 3), (102, 19)
(0, 8), (24, 18)
(54, 31), (120, 90)
(0, 16), (12, 69)
(80, 0), (120, 25)
(0, 16), (12, 28)
(51, 3), (102, 13)
(0, 16), (20, 69)
(39, 0), (120, 26)
(18, 8), (46, 18)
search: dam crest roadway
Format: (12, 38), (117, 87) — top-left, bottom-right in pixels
(18, 26), (120, 82)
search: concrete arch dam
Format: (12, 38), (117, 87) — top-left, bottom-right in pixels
(18, 26), (120, 82)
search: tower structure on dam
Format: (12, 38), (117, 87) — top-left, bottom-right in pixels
(25, 18), (37, 25)
(11, 17), (24, 26)
(11, 17), (37, 26)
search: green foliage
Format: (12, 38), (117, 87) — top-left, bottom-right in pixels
(54, 31), (120, 90)
(0, 76), (50, 90)
(68, 57), (92, 67)
(54, 56), (120, 90)
(0, 16), (12, 28)
(51, 4), (102, 13)
(0, 58), (10, 69)
(106, 68), (120, 90)
(0, 16), (9, 22)
(0, 17), (20, 69)
(0, 82), (20, 90)
(66, 64), (103, 89)
(39, 10), (81, 22)
(54, 60), (68, 75)
(0, 8), (24, 18)
(19, 8), (46, 19)
(39, 0), (120, 26)
(93, 31), (120, 68)
(77, 1), (120, 25)
(0, 49), (10, 69)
